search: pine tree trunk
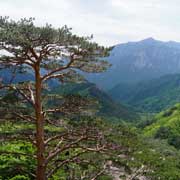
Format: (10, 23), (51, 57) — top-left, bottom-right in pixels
(35, 65), (46, 180)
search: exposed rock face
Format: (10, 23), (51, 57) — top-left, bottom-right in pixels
(87, 38), (180, 89)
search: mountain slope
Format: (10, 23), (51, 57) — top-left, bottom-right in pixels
(0, 68), (34, 83)
(52, 82), (139, 121)
(109, 74), (180, 112)
(143, 104), (180, 149)
(87, 38), (180, 89)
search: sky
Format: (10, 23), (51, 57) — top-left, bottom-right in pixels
(0, 0), (180, 46)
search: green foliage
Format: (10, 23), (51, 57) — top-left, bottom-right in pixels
(0, 141), (35, 179)
(98, 176), (112, 180)
(136, 113), (156, 128)
(143, 103), (180, 149)
(155, 126), (172, 139)
(107, 123), (180, 179)
(1, 117), (180, 179)
(9, 175), (30, 180)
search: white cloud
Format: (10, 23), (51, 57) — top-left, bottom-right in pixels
(0, 0), (180, 46)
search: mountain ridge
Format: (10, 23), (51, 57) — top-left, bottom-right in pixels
(52, 82), (139, 121)
(109, 73), (180, 113)
(87, 38), (180, 89)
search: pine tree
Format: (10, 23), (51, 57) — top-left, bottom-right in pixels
(0, 17), (111, 179)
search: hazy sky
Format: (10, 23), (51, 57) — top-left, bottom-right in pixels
(1, 0), (180, 46)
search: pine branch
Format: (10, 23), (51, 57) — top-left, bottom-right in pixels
(47, 151), (87, 178)
(42, 73), (65, 82)
(45, 133), (68, 145)
(90, 168), (106, 180)
(41, 55), (75, 81)
(15, 86), (35, 107)
(46, 135), (86, 164)
(12, 112), (35, 122)
(28, 84), (35, 104)
(0, 84), (35, 106)
(29, 47), (39, 62)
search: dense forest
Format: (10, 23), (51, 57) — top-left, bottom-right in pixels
(0, 17), (180, 180)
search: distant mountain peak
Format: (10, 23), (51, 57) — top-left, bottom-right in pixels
(142, 37), (155, 41)
(87, 37), (180, 89)
(117, 38), (159, 47)
(140, 37), (158, 44)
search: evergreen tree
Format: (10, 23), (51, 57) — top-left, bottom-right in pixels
(0, 17), (111, 180)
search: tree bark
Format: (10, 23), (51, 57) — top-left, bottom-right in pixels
(34, 65), (46, 180)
